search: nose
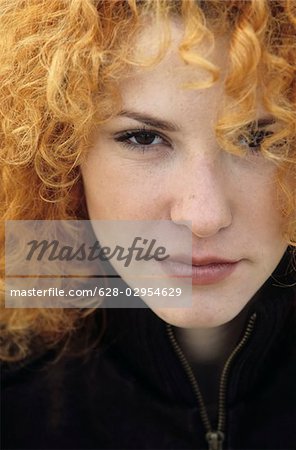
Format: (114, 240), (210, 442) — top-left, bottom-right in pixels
(170, 156), (233, 238)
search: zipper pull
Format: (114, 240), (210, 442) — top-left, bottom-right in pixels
(206, 431), (225, 450)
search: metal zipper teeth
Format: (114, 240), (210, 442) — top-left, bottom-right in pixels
(166, 312), (257, 436)
(217, 312), (257, 432)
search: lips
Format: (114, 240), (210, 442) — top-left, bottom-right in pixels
(160, 255), (241, 285)
(192, 257), (238, 266)
(166, 254), (239, 266)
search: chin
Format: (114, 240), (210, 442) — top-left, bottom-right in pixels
(148, 305), (244, 329)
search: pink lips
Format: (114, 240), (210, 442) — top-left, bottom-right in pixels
(161, 255), (241, 285)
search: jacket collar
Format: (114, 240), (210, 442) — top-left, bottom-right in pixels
(103, 247), (295, 406)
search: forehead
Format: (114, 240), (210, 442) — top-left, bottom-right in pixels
(129, 19), (230, 84)
(117, 19), (267, 122)
(116, 20), (230, 126)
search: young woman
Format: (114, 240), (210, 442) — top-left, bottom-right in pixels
(1, 1), (295, 449)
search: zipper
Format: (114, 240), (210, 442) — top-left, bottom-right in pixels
(166, 312), (257, 450)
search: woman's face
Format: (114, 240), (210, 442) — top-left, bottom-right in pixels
(81, 21), (288, 328)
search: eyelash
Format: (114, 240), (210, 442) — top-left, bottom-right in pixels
(114, 127), (274, 153)
(238, 129), (274, 152)
(114, 127), (170, 153)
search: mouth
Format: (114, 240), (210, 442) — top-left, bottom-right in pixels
(160, 256), (241, 285)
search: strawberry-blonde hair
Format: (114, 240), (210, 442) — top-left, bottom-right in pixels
(1, 0), (295, 361)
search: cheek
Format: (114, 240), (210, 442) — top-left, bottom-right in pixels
(81, 153), (165, 220)
(236, 165), (286, 244)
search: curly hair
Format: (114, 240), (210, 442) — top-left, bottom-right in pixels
(0, 0), (295, 362)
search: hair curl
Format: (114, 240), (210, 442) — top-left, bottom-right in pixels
(1, 0), (295, 362)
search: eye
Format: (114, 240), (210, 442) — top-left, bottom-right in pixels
(238, 129), (274, 151)
(127, 131), (163, 146)
(114, 128), (170, 152)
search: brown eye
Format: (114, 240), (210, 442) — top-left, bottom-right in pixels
(248, 130), (273, 148)
(115, 129), (169, 152)
(239, 130), (274, 150)
(131, 132), (161, 146)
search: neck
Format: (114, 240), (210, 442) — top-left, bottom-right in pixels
(174, 304), (252, 366)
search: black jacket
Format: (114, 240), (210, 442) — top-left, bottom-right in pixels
(1, 249), (296, 450)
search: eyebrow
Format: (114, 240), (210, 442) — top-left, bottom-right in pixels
(250, 117), (276, 128)
(117, 110), (180, 132)
(116, 110), (275, 132)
